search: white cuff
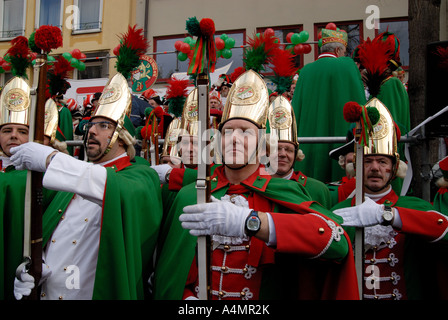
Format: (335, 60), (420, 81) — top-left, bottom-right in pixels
(266, 212), (277, 247)
(43, 153), (107, 205)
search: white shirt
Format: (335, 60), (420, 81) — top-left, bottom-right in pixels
(40, 152), (127, 300)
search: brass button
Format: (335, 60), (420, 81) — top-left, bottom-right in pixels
(221, 266), (228, 272)
(224, 245), (230, 251)
(85, 218), (89, 222)
(240, 291), (246, 297)
(245, 245), (250, 250)
(318, 228), (325, 234)
(370, 258), (375, 263)
(243, 267), (248, 273)
(59, 296), (63, 300)
(212, 178), (217, 182)
(51, 239), (56, 243)
(41, 292), (46, 298)
(72, 240), (77, 245)
(438, 219), (444, 225)
(58, 209), (62, 213)
(219, 291), (224, 297)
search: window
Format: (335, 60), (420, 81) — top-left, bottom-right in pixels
(214, 30), (245, 76)
(154, 35), (187, 81)
(36, 0), (63, 28)
(256, 25), (305, 74)
(314, 21), (364, 60)
(0, 0), (26, 40)
(376, 18), (409, 68)
(75, 51), (109, 80)
(72, 0), (103, 34)
(154, 29), (245, 82)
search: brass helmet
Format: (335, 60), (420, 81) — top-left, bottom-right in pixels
(92, 73), (133, 152)
(358, 97), (405, 179)
(268, 95), (298, 146)
(44, 98), (59, 144)
(219, 69), (269, 130)
(0, 77), (31, 128)
(180, 88), (198, 137)
(161, 117), (182, 161)
(268, 95), (304, 162)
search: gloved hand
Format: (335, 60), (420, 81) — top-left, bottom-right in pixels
(10, 142), (57, 172)
(333, 197), (384, 227)
(14, 263), (52, 300)
(150, 164), (173, 184)
(179, 196), (251, 237)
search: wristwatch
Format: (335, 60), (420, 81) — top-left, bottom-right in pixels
(381, 205), (394, 226)
(245, 210), (261, 237)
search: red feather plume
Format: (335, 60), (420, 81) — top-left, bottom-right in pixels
(7, 36), (30, 58)
(271, 49), (297, 77)
(357, 37), (392, 97)
(120, 25), (149, 56)
(165, 77), (190, 99)
(230, 66), (246, 83)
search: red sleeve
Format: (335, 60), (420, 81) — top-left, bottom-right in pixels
(398, 207), (448, 241)
(168, 168), (185, 191)
(182, 255), (199, 300)
(270, 212), (339, 257)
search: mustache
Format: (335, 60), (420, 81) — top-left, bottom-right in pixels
(87, 136), (100, 145)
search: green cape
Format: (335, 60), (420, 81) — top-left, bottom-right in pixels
(291, 56), (367, 184)
(43, 162), (163, 300)
(153, 166), (355, 300)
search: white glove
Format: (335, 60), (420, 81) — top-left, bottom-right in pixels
(150, 164), (172, 184)
(179, 196), (251, 237)
(333, 197), (384, 227)
(14, 263), (52, 300)
(10, 142), (57, 172)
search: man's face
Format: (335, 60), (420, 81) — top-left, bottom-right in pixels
(364, 155), (393, 193)
(220, 86), (230, 97)
(209, 99), (221, 110)
(148, 99), (159, 108)
(0, 124), (29, 157)
(85, 116), (117, 163)
(273, 142), (296, 176)
(180, 135), (198, 168)
(221, 119), (259, 169)
(345, 152), (354, 178)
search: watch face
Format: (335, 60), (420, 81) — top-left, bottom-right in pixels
(247, 216), (260, 231)
(383, 211), (393, 221)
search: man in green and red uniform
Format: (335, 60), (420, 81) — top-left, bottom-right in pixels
(267, 95), (331, 209)
(153, 70), (358, 300)
(12, 73), (163, 300)
(333, 98), (448, 300)
(0, 77), (34, 300)
(291, 26), (367, 184)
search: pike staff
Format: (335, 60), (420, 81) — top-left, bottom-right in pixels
(343, 101), (381, 299)
(18, 53), (47, 300)
(186, 17), (217, 300)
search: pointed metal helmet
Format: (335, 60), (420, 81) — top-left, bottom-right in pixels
(92, 73), (132, 151)
(268, 95), (298, 146)
(44, 98), (59, 144)
(219, 69), (269, 130)
(162, 117), (182, 161)
(359, 97), (401, 178)
(0, 77), (31, 128)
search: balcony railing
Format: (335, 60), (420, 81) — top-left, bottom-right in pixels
(72, 21), (102, 34)
(0, 29), (24, 40)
